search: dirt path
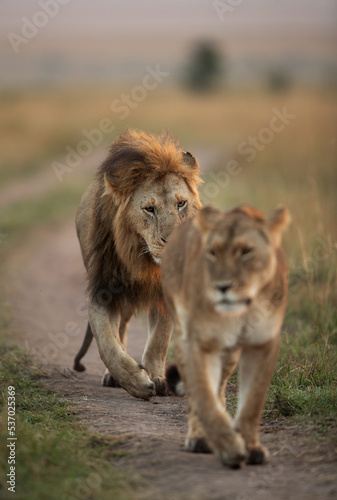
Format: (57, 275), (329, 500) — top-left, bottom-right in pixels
(5, 217), (336, 500)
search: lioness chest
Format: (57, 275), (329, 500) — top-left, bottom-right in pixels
(177, 299), (282, 352)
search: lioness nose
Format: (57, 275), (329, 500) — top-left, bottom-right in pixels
(217, 283), (231, 293)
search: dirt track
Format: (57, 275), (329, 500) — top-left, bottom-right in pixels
(4, 215), (336, 500)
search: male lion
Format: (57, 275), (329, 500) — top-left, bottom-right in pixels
(73, 130), (202, 400)
(162, 204), (290, 468)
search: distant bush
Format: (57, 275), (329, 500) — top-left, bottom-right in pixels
(267, 68), (292, 92)
(184, 41), (224, 92)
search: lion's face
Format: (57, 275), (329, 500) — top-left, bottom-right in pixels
(129, 173), (197, 264)
(196, 206), (290, 314)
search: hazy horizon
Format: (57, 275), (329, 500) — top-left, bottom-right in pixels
(0, 0), (336, 86)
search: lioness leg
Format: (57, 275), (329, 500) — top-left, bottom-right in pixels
(219, 348), (241, 407)
(184, 346), (246, 468)
(235, 336), (281, 464)
(89, 302), (155, 400)
(185, 399), (212, 454)
(102, 307), (133, 388)
(142, 307), (174, 395)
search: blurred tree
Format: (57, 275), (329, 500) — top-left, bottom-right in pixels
(184, 41), (224, 92)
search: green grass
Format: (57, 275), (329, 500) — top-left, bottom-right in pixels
(270, 288), (337, 422)
(0, 344), (144, 500)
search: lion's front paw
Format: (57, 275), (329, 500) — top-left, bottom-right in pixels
(103, 355), (155, 400)
(119, 357), (155, 400)
(247, 445), (270, 465)
(185, 437), (212, 454)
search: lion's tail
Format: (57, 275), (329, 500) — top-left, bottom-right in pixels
(165, 363), (185, 396)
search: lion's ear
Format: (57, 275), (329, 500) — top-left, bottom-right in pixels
(194, 205), (222, 232)
(102, 173), (120, 201)
(182, 151), (198, 170)
(267, 206), (291, 247)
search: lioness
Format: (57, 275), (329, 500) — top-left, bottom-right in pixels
(73, 130), (202, 400)
(162, 204), (290, 468)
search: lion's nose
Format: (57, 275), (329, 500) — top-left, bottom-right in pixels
(217, 283), (232, 294)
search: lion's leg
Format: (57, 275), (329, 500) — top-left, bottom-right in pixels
(219, 348), (241, 407)
(235, 336), (281, 465)
(89, 302), (155, 400)
(142, 307), (174, 395)
(119, 311), (132, 348)
(184, 345), (246, 468)
(102, 308), (133, 388)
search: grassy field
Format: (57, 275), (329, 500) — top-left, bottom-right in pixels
(0, 84), (336, 496)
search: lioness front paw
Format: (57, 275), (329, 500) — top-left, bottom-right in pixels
(215, 432), (247, 469)
(247, 445), (270, 465)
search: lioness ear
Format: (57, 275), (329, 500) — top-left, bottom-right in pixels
(267, 206), (291, 247)
(182, 151), (198, 170)
(194, 205), (222, 232)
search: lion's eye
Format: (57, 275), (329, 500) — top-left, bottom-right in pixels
(177, 200), (187, 210)
(240, 246), (254, 258)
(144, 206), (155, 214)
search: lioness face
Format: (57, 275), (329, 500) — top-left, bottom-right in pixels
(130, 173), (198, 264)
(204, 216), (276, 314)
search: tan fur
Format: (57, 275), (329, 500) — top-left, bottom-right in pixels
(74, 130), (202, 399)
(162, 204), (290, 467)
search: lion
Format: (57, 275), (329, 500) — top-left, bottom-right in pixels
(162, 204), (290, 468)
(73, 130), (202, 400)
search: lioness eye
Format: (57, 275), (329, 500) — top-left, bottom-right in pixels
(208, 249), (217, 261)
(144, 206), (155, 214)
(177, 200), (187, 209)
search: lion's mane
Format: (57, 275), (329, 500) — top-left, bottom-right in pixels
(85, 130), (201, 315)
